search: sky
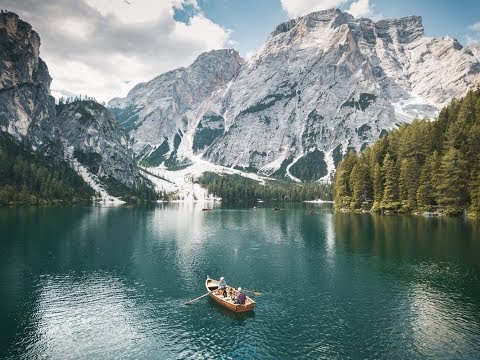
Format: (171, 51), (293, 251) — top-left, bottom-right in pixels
(2, 0), (480, 102)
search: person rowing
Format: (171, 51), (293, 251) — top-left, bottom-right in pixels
(234, 287), (246, 305)
(217, 276), (227, 298)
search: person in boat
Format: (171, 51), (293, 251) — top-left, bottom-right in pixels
(217, 277), (227, 298)
(234, 287), (246, 305)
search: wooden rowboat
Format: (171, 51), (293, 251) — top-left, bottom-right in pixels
(206, 278), (255, 313)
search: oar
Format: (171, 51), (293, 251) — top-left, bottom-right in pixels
(185, 292), (209, 305)
(243, 289), (262, 296)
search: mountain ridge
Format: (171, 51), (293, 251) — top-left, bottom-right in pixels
(109, 8), (480, 182)
(0, 11), (151, 202)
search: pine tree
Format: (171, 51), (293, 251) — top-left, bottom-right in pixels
(381, 153), (400, 211)
(469, 170), (480, 217)
(466, 123), (480, 178)
(416, 152), (439, 211)
(436, 147), (469, 215)
(349, 161), (372, 210)
(398, 157), (420, 212)
(333, 152), (358, 210)
(371, 162), (383, 212)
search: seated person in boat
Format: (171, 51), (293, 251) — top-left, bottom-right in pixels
(217, 277), (227, 298)
(234, 287), (246, 305)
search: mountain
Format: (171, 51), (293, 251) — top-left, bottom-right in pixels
(333, 88), (480, 217)
(0, 12), (58, 155)
(0, 12), (148, 201)
(110, 9), (480, 182)
(109, 49), (244, 165)
(56, 100), (140, 191)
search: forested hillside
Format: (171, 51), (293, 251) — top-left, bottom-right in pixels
(197, 172), (332, 204)
(334, 88), (480, 216)
(0, 133), (94, 205)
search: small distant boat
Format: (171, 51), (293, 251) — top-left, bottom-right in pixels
(206, 278), (255, 313)
(202, 208), (212, 211)
(273, 207), (280, 211)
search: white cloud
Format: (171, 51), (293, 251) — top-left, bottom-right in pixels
(466, 21), (480, 45)
(465, 34), (480, 45)
(83, 0), (198, 24)
(280, 0), (348, 18)
(173, 14), (230, 50)
(469, 22), (480, 31)
(346, 0), (382, 20)
(346, 0), (370, 18)
(3, 0), (230, 102)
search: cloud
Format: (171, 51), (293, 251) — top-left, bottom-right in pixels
(2, 0), (231, 102)
(346, 0), (382, 20)
(280, 0), (348, 18)
(466, 22), (480, 45)
(346, 0), (370, 18)
(469, 22), (480, 31)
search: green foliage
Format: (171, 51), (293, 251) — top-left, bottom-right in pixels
(371, 162), (383, 211)
(349, 157), (372, 210)
(73, 150), (102, 174)
(469, 170), (480, 217)
(398, 157), (420, 212)
(192, 114), (225, 152)
(436, 148), (469, 215)
(342, 93), (377, 111)
(415, 152), (439, 211)
(333, 152), (358, 210)
(0, 133), (94, 206)
(290, 149), (328, 181)
(192, 127), (224, 152)
(334, 88), (480, 216)
(332, 144), (343, 167)
(196, 172), (332, 204)
(101, 175), (159, 202)
(271, 157), (293, 178)
(140, 139), (170, 167)
(164, 133), (183, 168)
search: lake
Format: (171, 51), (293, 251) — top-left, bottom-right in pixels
(1, 204), (480, 359)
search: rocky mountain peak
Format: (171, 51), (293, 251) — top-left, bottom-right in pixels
(374, 15), (424, 44)
(56, 100), (140, 190)
(108, 48), (244, 158)
(192, 48), (243, 68)
(0, 11), (51, 89)
(271, 8), (353, 38)
(108, 9), (480, 183)
(1, 12), (149, 198)
(0, 11), (56, 150)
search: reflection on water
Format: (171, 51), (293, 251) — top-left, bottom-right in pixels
(1, 205), (480, 359)
(29, 273), (154, 359)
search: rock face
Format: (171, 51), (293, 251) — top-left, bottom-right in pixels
(110, 9), (480, 181)
(108, 49), (244, 164)
(0, 11), (144, 194)
(56, 101), (140, 189)
(204, 9), (480, 180)
(0, 11), (58, 154)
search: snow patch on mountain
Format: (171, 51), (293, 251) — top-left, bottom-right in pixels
(108, 9), (480, 183)
(141, 155), (272, 201)
(62, 140), (124, 204)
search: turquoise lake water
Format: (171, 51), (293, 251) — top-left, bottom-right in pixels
(1, 204), (480, 359)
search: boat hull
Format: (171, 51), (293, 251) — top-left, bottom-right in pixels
(206, 278), (255, 313)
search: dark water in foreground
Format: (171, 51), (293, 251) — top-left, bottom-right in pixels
(1, 204), (480, 359)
